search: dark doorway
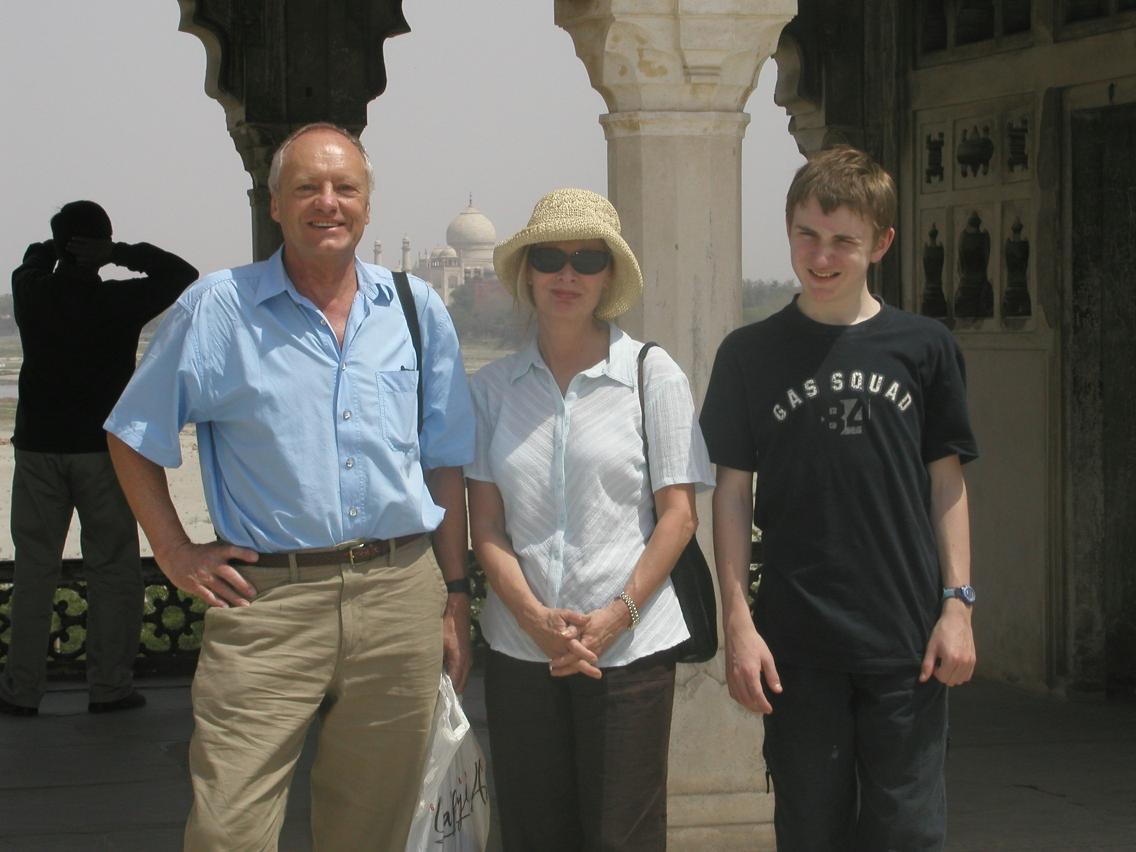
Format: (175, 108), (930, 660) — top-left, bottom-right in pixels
(1070, 101), (1136, 698)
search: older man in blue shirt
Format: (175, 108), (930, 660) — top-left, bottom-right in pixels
(106, 123), (475, 851)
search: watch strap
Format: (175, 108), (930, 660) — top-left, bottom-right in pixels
(445, 577), (472, 595)
(942, 585), (976, 605)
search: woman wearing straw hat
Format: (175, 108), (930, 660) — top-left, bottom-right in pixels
(466, 188), (713, 850)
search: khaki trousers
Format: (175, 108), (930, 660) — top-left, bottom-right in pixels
(184, 535), (445, 852)
(1, 449), (141, 708)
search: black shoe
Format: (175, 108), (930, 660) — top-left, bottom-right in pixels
(0, 695), (38, 717)
(88, 690), (147, 714)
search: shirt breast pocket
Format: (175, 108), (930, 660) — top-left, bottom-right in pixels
(377, 369), (420, 452)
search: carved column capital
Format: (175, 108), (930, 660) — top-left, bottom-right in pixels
(554, 0), (797, 113)
(601, 110), (750, 140)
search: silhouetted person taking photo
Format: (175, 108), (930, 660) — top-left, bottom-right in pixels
(0, 200), (197, 717)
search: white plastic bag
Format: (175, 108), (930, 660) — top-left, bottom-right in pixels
(405, 674), (491, 851)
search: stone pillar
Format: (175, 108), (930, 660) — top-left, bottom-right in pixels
(602, 110), (750, 394)
(229, 124), (291, 261)
(555, 3), (796, 849)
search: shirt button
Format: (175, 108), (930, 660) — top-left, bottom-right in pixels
(348, 507), (358, 518)
(321, 319), (328, 326)
(342, 410), (352, 420)
(345, 457), (354, 469)
(340, 362), (347, 371)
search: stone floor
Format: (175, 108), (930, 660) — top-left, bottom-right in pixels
(0, 674), (1133, 851)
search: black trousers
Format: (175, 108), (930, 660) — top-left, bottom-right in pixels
(484, 648), (677, 852)
(762, 664), (949, 852)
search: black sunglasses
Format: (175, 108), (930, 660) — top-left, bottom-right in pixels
(528, 246), (612, 276)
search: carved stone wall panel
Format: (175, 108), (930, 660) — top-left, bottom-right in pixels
(920, 0), (949, 53)
(1003, 0), (1033, 33)
(1001, 199), (1033, 325)
(916, 0), (1037, 66)
(920, 120), (951, 193)
(1065, 0), (1107, 22)
(1004, 106), (1033, 182)
(952, 202), (998, 326)
(911, 96), (1035, 333)
(920, 207), (952, 320)
(956, 0), (996, 46)
(1057, 0), (1136, 37)
(954, 114), (1000, 187)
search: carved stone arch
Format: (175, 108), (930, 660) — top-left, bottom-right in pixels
(770, 4), (886, 157)
(772, 30), (817, 118)
(175, 0), (242, 117)
(772, 28), (827, 154)
(174, 0), (410, 259)
(176, 0), (407, 126)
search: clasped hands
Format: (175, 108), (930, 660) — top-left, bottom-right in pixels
(65, 237), (115, 268)
(527, 602), (630, 680)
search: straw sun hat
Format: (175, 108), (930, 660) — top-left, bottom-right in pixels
(492, 188), (643, 320)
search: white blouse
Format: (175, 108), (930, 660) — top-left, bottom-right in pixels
(466, 323), (714, 667)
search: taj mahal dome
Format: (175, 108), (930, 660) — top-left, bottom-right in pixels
(372, 198), (497, 305)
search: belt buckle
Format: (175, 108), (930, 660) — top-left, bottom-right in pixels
(338, 540), (368, 565)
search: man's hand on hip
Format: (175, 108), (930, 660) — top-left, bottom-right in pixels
(441, 594), (473, 694)
(158, 541), (260, 608)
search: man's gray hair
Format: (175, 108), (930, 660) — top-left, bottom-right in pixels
(267, 122), (375, 197)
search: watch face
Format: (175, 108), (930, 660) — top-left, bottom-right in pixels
(944, 585), (977, 605)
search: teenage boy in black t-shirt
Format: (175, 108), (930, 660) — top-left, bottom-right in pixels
(701, 146), (978, 851)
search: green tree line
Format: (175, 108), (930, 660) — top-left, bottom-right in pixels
(743, 278), (798, 324)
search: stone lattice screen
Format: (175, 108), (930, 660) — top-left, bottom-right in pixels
(1, 547), (765, 677)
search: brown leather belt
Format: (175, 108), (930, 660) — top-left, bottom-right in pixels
(232, 533), (425, 568)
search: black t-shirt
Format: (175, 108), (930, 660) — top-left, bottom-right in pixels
(700, 297), (978, 672)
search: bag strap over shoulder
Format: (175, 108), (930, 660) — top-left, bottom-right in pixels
(636, 341), (720, 665)
(392, 270), (425, 434)
(637, 341), (662, 521)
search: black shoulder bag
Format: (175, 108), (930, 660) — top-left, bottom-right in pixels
(393, 270), (424, 432)
(637, 342), (719, 664)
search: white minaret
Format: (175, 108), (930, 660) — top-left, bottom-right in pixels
(372, 240), (383, 266)
(400, 235), (411, 272)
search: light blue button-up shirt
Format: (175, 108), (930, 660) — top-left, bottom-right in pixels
(106, 250), (474, 551)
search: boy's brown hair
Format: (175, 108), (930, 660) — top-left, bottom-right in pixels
(785, 145), (897, 238)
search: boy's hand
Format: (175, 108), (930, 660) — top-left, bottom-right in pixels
(920, 601), (976, 686)
(724, 618), (782, 714)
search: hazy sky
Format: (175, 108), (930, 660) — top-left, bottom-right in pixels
(1, 2), (803, 292)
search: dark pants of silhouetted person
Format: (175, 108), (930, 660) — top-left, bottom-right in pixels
(1, 450), (142, 708)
